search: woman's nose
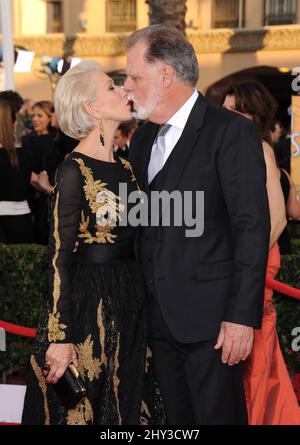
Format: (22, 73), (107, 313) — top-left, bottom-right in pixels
(117, 85), (127, 98)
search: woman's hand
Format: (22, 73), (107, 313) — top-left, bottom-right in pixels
(30, 172), (39, 188)
(45, 343), (78, 384)
(38, 171), (54, 194)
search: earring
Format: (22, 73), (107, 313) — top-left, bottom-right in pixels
(99, 121), (105, 146)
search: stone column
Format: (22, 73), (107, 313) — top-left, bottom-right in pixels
(0, 0), (15, 89)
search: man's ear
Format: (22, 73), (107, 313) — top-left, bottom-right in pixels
(162, 65), (174, 87)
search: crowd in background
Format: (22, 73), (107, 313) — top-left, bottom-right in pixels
(0, 83), (299, 249)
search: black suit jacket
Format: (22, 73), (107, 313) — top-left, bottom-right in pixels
(115, 145), (129, 159)
(129, 93), (270, 343)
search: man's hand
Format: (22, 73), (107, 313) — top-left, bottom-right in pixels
(215, 321), (254, 366)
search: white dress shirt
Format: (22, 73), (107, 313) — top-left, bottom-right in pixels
(154, 89), (199, 168)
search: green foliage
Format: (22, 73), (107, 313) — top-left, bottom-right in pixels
(0, 243), (47, 376)
(291, 238), (300, 255)
(288, 221), (300, 242)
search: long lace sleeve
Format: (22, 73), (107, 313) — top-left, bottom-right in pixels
(47, 159), (82, 344)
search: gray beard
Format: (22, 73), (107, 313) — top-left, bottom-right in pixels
(132, 104), (151, 120)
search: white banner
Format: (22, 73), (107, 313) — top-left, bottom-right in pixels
(0, 385), (26, 424)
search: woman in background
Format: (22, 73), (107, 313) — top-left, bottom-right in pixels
(22, 100), (59, 244)
(223, 80), (300, 425)
(0, 100), (33, 244)
(23, 101), (58, 178)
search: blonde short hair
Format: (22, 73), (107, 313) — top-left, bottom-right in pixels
(34, 100), (54, 118)
(54, 60), (102, 140)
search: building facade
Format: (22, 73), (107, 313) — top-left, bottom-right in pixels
(1, 0), (299, 102)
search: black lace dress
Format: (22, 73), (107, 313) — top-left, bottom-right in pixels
(22, 152), (164, 425)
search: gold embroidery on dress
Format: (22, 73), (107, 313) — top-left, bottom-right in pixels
(145, 347), (152, 374)
(75, 158), (124, 244)
(75, 158), (108, 211)
(79, 211), (89, 234)
(51, 192), (60, 314)
(75, 334), (101, 382)
(67, 397), (93, 425)
(79, 211), (118, 244)
(48, 191), (66, 342)
(113, 326), (121, 425)
(97, 300), (108, 367)
(140, 348), (153, 424)
(140, 400), (151, 425)
(48, 312), (67, 342)
(119, 157), (141, 192)
(30, 355), (50, 425)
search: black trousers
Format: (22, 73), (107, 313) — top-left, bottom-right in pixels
(0, 214), (33, 244)
(148, 299), (248, 425)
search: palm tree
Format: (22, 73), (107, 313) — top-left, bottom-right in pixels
(146, 0), (187, 35)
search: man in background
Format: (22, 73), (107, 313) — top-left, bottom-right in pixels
(114, 118), (137, 159)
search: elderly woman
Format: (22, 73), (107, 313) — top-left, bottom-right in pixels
(22, 61), (161, 425)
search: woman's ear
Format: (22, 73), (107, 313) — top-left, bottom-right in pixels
(83, 102), (92, 117)
(84, 102), (101, 120)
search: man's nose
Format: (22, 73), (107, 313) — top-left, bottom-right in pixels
(123, 77), (131, 92)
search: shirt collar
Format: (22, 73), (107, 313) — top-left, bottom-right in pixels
(167, 90), (199, 130)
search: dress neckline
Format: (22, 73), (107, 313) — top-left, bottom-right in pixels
(71, 151), (119, 165)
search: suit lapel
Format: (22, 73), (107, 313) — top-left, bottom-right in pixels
(134, 94), (208, 197)
(159, 94), (208, 193)
(150, 94), (208, 220)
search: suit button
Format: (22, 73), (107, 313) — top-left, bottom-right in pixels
(147, 258), (152, 263)
(148, 280), (153, 285)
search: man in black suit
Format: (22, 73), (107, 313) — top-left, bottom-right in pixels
(124, 25), (270, 425)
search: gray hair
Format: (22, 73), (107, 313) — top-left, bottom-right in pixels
(127, 24), (199, 87)
(54, 60), (102, 140)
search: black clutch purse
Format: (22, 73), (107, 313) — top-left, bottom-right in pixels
(44, 364), (87, 409)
